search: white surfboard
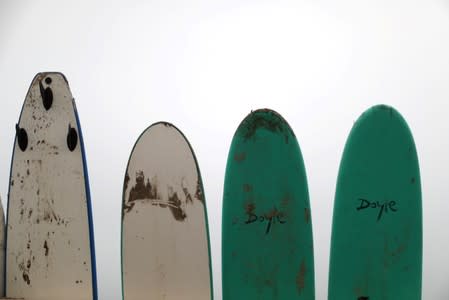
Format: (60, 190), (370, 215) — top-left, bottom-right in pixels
(6, 72), (97, 299)
(121, 122), (213, 300)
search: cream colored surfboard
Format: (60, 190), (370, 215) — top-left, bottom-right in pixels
(6, 73), (97, 299)
(121, 122), (213, 300)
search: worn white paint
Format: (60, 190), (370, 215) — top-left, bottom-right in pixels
(6, 73), (94, 299)
(122, 123), (212, 300)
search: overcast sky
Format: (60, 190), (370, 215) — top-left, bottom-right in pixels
(1, 0), (449, 299)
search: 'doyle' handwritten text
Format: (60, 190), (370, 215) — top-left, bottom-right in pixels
(356, 198), (397, 221)
(245, 209), (286, 234)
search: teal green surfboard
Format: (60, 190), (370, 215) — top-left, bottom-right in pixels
(222, 109), (315, 299)
(328, 105), (422, 299)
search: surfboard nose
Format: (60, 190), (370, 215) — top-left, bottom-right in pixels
(23, 72), (74, 115)
(31, 72), (69, 85)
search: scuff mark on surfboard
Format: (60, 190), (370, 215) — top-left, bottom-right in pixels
(128, 171), (156, 202)
(239, 109), (295, 143)
(124, 171), (202, 221)
(243, 184), (253, 193)
(295, 259), (306, 295)
(181, 181), (193, 204)
(18, 261), (31, 285)
(124, 172), (130, 193)
(304, 208), (310, 224)
(234, 152), (246, 162)
(245, 202), (256, 215)
(167, 187), (187, 221)
(194, 178), (205, 204)
(43, 240), (49, 257)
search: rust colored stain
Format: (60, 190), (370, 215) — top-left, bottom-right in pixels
(304, 208), (310, 224)
(383, 229), (410, 269)
(234, 152), (246, 162)
(264, 278), (274, 287)
(353, 279), (368, 297)
(245, 202), (256, 215)
(295, 259), (306, 295)
(280, 194), (291, 207)
(391, 242), (406, 257)
(243, 184), (253, 193)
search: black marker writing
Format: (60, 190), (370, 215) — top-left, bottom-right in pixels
(245, 210), (286, 234)
(357, 198), (397, 221)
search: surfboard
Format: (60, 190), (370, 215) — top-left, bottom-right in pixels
(121, 122), (213, 300)
(328, 105), (422, 299)
(222, 109), (315, 299)
(5, 72), (97, 299)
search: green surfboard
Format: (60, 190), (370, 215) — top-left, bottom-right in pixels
(328, 105), (422, 299)
(222, 109), (315, 300)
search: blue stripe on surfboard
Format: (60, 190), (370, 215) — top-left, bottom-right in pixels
(73, 99), (98, 300)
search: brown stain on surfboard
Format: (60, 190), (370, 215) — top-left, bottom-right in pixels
(44, 240), (49, 256)
(264, 208), (282, 220)
(295, 259), (306, 295)
(167, 189), (187, 221)
(194, 178), (205, 204)
(125, 171), (203, 222)
(234, 152), (246, 162)
(245, 202), (256, 215)
(128, 171), (154, 202)
(243, 184), (253, 193)
(239, 109), (295, 144)
(304, 208), (310, 224)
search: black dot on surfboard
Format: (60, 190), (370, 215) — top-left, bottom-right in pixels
(358, 297), (369, 300)
(39, 81), (53, 110)
(45, 77), (52, 84)
(67, 125), (78, 151)
(16, 125), (28, 152)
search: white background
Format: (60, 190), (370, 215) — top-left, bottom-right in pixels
(1, 0), (448, 299)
